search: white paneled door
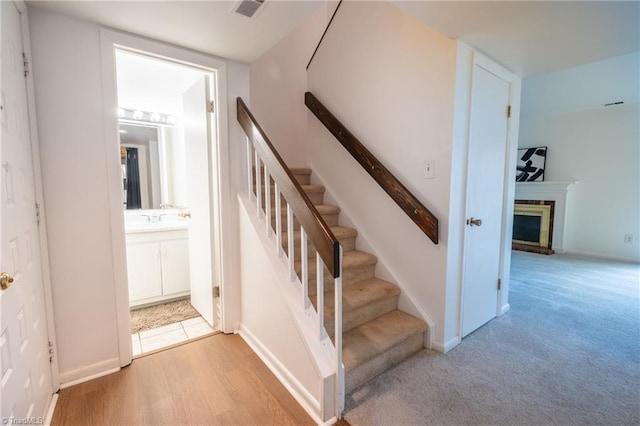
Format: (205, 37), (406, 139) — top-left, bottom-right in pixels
(461, 64), (511, 337)
(184, 76), (216, 327)
(1, 1), (55, 421)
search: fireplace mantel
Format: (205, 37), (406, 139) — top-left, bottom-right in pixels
(515, 181), (577, 253)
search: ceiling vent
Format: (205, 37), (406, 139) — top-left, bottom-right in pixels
(231, 0), (266, 19)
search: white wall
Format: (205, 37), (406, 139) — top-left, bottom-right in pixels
(305, 2), (458, 348)
(249, 3), (333, 166)
(238, 196), (335, 423)
(28, 7), (249, 381)
(519, 53), (640, 262)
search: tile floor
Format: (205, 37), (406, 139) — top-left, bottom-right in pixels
(131, 316), (215, 356)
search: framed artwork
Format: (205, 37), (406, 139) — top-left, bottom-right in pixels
(516, 146), (547, 182)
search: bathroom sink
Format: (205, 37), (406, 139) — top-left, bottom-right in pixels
(125, 221), (188, 234)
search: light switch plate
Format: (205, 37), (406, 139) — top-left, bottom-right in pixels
(423, 160), (435, 179)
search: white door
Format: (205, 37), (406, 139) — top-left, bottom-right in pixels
(1, 1), (55, 419)
(461, 64), (511, 337)
(183, 76), (216, 326)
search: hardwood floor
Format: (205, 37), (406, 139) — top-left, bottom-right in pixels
(52, 334), (322, 425)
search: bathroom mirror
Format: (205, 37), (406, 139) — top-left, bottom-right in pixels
(120, 122), (187, 210)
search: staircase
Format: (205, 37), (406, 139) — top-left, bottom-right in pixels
(282, 167), (427, 393)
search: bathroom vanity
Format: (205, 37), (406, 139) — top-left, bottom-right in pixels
(125, 211), (190, 307)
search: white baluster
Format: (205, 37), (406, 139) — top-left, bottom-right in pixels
(287, 204), (295, 282)
(255, 153), (262, 216)
(334, 245), (344, 416)
(275, 183), (283, 257)
(264, 167), (271, 236)
(246, 137), (253, 200)
(301, 228), (310, 309)
(316, 253), (325, 339)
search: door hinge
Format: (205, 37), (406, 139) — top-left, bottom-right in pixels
(23, 53), (30, 77)
(48, 341), (55, 363)
(213, 286), (220, 298)
(35, 202), (41, 226)
(207, 100), (215, 114)
(497, 278), (502, 291)
(506, 105), (512, 118)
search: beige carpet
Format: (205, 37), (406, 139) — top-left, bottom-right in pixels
(343, 252), (640, 425)
(130, 299), (200, 333)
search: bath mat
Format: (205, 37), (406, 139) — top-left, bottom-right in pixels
(130, 298), (200, 333)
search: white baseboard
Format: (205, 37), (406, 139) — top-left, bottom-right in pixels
(44, 393), (58, 426)
(500, 303), (511, 316)
(432, 336), (460, 353)
(59, 358), (120, 388)
(238, 325), (325, 425)
(565, 250), (640, 264)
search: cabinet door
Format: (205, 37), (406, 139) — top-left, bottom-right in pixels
(161, 239), (190, 295)
(126, 241), (163, 302)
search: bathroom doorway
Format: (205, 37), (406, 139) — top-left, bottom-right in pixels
(115, 49), (218, 355)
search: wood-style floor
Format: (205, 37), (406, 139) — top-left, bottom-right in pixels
(52, 334), (349, 425)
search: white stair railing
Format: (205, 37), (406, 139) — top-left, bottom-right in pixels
(238, 98), (344, 418)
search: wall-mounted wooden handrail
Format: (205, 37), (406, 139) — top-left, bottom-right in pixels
(305, 92), (439, 244)
(237, 97), (341, 277)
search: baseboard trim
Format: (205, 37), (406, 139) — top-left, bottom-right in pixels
(238, 325), (325, 425)
(59, 358), (120, 388)
(565, 250), (640, 264)
(432, 336), (460, 353)
(44, 392), (58, 425)
(500, 303), (511, 316)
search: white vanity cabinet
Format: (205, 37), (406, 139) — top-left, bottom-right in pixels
(125, 228), (190, 307)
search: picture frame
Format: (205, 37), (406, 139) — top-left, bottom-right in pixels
(516, 146), (547, 182)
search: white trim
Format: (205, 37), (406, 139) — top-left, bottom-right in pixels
(17, 0), (60, 390)
(500, 303), (511, 316)
(99, 28), (233, 367)
(565, 250), (640, 264)
(238, 325), (327, 425)
(44, 393), (58, 426)
(58, 358), (120, 387)
(432, 336), (460, 354)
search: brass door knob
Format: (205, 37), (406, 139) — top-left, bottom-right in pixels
(466, 217), (482, 227)
(0, 272), (14, 290)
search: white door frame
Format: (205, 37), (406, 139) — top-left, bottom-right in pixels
(100, 29), (232, 366)
(15, 0), (60, 391)
(457, 51), (522, 339)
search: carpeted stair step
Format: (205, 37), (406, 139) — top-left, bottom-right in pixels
(256, 184), (325, 206)
(296, 250), (377, 291)
(311, 278), (400, 336)
(270, 204), (340, 228)
(343, 310), (427, 393)
(282, 226), (357, 261)
(252, 166), (311, 186)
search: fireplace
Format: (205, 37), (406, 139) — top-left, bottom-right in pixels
(513, 200), (555, 254)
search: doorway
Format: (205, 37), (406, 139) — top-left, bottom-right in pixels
(114, 49), (219, 355)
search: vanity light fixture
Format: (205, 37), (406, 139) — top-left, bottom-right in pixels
(118, 107), (178, 126)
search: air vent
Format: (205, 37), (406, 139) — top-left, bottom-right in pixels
(231, 0), (266, 19)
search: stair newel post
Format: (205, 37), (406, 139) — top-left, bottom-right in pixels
(245, 137), (254, 201)
(274, 183), (283, 257)
(334, 244), (344, 416)
(255, 153), (262, 217)
(301, 228), (310, 309)
(287, 204), (296, 282)
(316, 253), (325, 339)
(264, 166), (271, 236)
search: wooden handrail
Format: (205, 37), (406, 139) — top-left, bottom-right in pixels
(237, 97), (342, 277)
(305, 92), (439, 244)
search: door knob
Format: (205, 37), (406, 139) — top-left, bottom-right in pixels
(0, 272), (14, 290)
(466, 217), (482, 227)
